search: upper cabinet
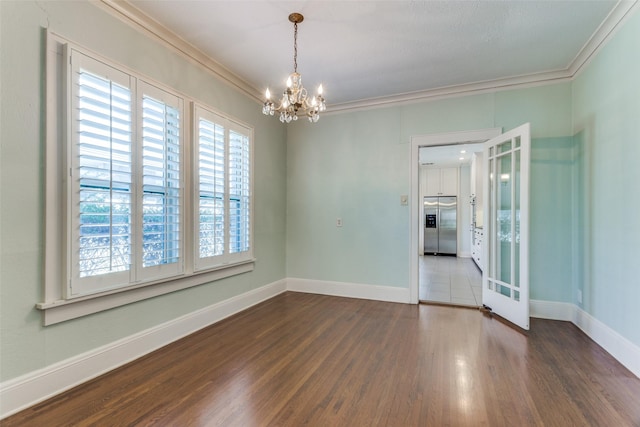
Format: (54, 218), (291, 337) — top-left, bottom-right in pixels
(424, 167), (458, 196)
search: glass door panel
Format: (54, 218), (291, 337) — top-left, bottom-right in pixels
(482, 123), (530, 330)
(497, 151), (512, 290)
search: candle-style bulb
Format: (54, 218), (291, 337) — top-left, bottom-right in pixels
(265, 88), (271, 100)
(318, 84), (323, 95)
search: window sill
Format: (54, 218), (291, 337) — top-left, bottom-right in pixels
(36, 260), (255, 325)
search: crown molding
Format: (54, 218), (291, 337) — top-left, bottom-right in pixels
(330, 0), (638, 114)
(95, 0), (262, 103)
(326, 70), (572, 114)
(96, 0), (638, 115)
(568, 0), (638, 77)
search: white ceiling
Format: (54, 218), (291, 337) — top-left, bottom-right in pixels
(125, 0), (620, 109)
(419, 142), (483, 167)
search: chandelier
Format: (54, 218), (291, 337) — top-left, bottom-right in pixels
(262, 13), (326, 123)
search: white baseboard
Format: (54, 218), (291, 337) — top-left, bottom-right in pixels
(530, 299), (640, 379)
(0, 279), (287, 420)
(530, 299), (574, 321)
(287, 277), (411, 304)
(572, 306), (640, 379)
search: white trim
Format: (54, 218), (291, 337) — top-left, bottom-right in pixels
(529, 300), (640, 379)
(410, 141), (420, 304)
(412, 128), (503, 147)
(568, 0), (639, 77)
(329, 72), (572, 114)
(529, 299), (574, 321)
(37, 261), (255, 325)
(95, 0), (261, 103)
(1, 279), (286, 420)
(287, 278), (410, 304)
(572, 306), (640, 379)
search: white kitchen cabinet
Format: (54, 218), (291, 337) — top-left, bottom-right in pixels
(424, 167), (458, 196)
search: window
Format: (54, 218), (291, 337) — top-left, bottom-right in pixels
(70, 53), (136, 296)
(138, 84), (184, 282)
(68, 50), (185, 297)
(194, 105), (252, 271)
(40, 36), (253, 324)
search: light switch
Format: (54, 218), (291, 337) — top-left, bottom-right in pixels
(400, 195), (408, 206)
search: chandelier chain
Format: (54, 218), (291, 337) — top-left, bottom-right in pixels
(293, 22), (298, 73)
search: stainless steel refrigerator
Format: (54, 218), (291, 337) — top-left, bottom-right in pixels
(424, 196), (457, 255)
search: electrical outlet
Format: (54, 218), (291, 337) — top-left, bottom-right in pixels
(336, 218), (343, 227)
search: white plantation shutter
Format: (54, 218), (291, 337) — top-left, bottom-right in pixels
(44, 40), (255, 321)
(141, 97), (181, 266)
(228, 128), (250, 255)
(138, 83), (183, 280)
(70, 51), (133, 296)
(194, 106), (252, 270)
(68, 51), (184, 297)
(197, 117), (226, 262)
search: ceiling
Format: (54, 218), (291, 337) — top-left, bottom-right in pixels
(419, 142), (483, 167)
(124, 0), (621, 110)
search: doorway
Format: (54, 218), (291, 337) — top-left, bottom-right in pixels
(418, 142), (484, 305)
(409, 128), (501, 305)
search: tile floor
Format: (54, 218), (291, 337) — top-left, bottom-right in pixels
(419, 255), (482, 306)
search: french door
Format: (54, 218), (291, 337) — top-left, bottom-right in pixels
(482, 123), (531, 330)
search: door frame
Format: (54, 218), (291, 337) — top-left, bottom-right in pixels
(409, 128), (501, 304)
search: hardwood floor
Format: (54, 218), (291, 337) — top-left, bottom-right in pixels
(4, 292), (640, 426)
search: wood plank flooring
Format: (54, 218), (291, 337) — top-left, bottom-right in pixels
(4, 292), (640, 426)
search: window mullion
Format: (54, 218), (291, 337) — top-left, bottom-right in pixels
(130, 77), (140, 284)
(224, 124), (231, 260)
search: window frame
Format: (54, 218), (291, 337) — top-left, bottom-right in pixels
(193, 104), (253, 272)
(68, 51), (135, 297)
(136, 81), (185, 283)
(40, 33), (254, 326)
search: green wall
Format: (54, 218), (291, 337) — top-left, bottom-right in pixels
(287, 84), (575, 304)
(0, 1), (286, 381)
(286, 109), (409, 287)
(572, 8), (640, 346)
